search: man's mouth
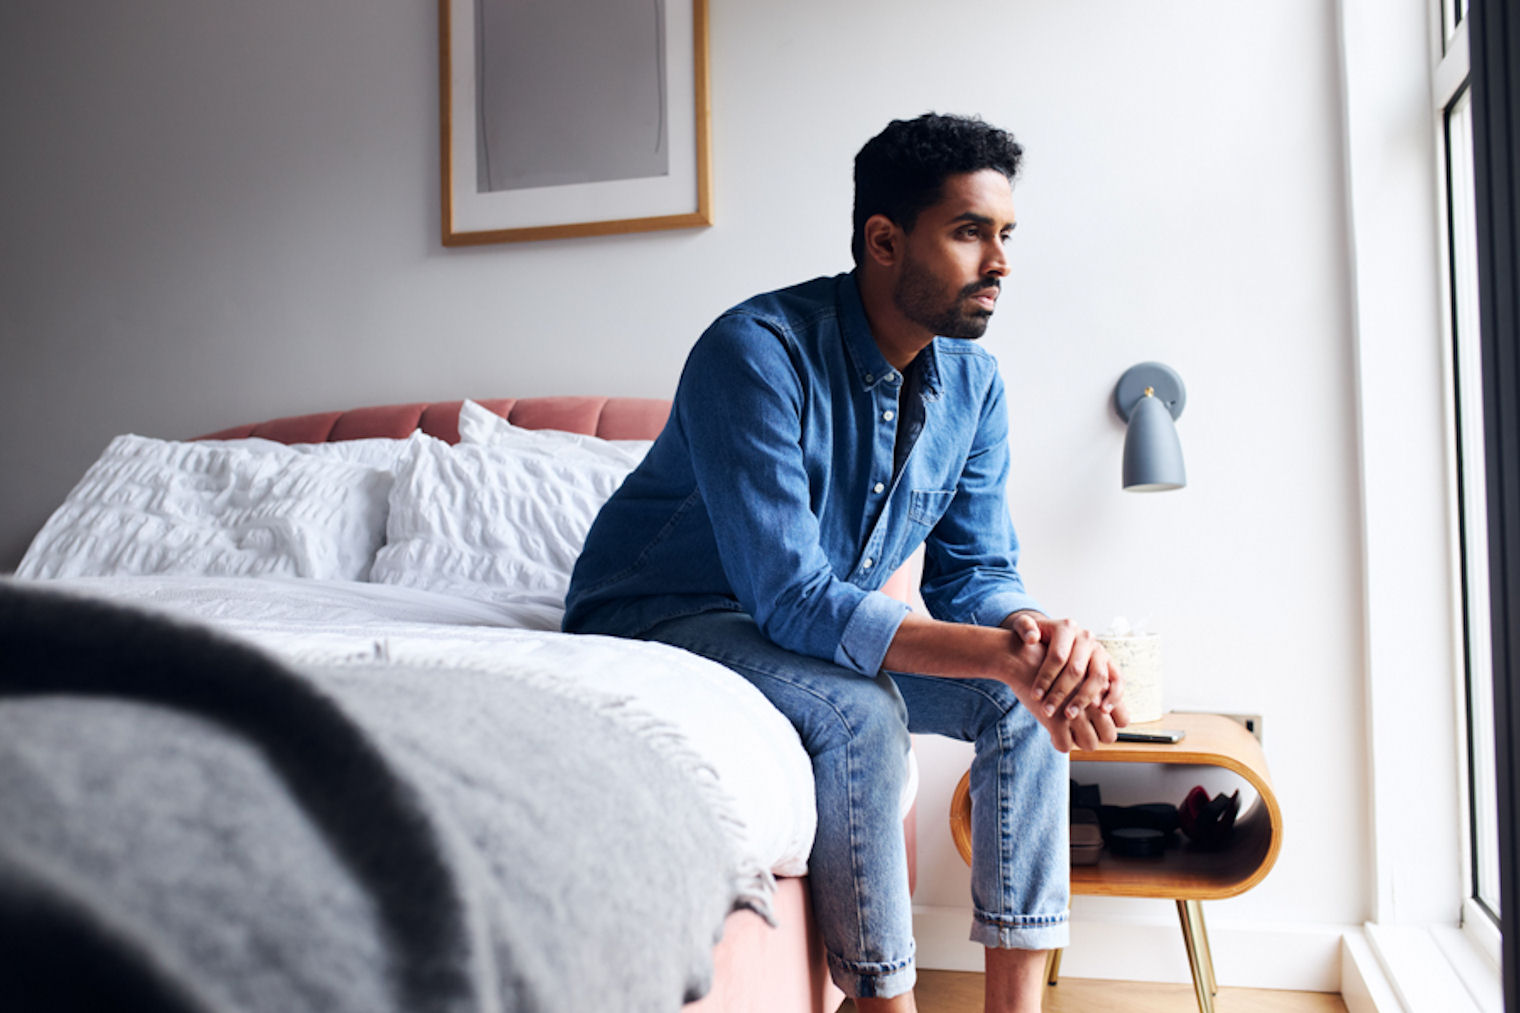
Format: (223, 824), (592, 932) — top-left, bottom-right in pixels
(965, 284), (1000, 310)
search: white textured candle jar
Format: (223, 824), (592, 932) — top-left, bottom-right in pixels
(1096, 631), (1164, 724)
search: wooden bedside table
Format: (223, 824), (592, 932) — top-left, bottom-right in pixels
(948, 712), (1283, 1013)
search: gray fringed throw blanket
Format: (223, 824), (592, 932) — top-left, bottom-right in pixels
(0, 582), (748, 1012)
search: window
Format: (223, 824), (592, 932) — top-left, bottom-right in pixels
(1447, 1), (1520, 1004)
(1433, 0), (1501, 944)
(1448, 84), (1502, 924)
(1444, 0), (1468, 41)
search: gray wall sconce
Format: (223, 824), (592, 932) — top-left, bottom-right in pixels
(1113, 362), (1187, 492)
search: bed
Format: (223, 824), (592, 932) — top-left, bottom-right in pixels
(2, 396), (918, 1013)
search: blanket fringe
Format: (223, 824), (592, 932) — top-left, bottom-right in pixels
(270, 641), (779, 925)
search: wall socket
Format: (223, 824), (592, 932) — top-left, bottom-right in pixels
(1176, 711), (1264, 744)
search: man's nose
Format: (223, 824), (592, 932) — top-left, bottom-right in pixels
(984, 241), (1009, 277)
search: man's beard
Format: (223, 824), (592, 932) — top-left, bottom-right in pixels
(892, 256), (999, 339)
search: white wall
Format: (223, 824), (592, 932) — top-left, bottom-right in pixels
(0, 0), (1378, 987)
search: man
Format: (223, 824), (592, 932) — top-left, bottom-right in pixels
(564, 113), (1128, 1013)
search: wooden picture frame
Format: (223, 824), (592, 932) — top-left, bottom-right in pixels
(438, 0), (712, 246)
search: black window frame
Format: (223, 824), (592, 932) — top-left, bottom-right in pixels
(1467, 0), (1520, 1004)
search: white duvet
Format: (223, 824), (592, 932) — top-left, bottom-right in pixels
(33, 575), (829, 878)
(18, 412), (920, 884)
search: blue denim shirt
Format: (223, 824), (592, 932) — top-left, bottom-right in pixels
(563, 271), (1040, 675)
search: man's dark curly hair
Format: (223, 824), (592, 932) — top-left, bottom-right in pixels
(851, 113), (1023, 265)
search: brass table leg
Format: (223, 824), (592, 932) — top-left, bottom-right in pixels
(1176, 899), (1218, 1013)
(1044, 948), (1063, 986)
(1193, 900), (1218, 997)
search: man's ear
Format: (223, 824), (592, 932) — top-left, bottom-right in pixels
(862, 214), (902, 268)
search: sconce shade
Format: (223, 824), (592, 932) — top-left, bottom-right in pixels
(1113, 362), (1187, 492)
(1122, 391), (1187, 491)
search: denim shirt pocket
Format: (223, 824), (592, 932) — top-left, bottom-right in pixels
(908, 489), (957, 528)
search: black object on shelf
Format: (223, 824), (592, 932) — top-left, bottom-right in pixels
(1098, 802), (1180, 842)
(1108, 827), (1168, 858)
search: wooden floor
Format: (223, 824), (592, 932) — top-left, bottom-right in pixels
(840, 970), (1349, 1012)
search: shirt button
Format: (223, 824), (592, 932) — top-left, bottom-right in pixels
(882, 410), (895, 422)
(862, 558), (874, 569)
(864, 373), (874, 383)
(873, 482), (885, 494)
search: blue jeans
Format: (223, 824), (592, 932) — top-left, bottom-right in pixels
(643, 611), (1070, 999)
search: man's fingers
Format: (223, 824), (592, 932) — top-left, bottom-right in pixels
(1032, 623), (1077, 712)
(1099, 655), (1125, 714)
(1108, 696), (1132, 728)
(1057, 638), (1099, 717)
(1086, 706), (1119, 745)
(1067, 701), (1121, 752)
(1069, 713), (1101, 752)
(1046, 630), (1108, 720)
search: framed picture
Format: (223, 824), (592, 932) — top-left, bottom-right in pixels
(438, 0), (712, 246)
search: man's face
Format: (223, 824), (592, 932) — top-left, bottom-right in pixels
(891, 169), (1017, 339)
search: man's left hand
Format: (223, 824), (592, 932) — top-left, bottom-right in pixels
(1006, 611), (1129, 745)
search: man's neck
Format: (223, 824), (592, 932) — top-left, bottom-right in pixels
(856, 269), (934, 371)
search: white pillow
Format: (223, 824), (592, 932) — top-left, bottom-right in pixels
(208, 432), (431, 473)
(17, 434), (394, 581)
(456, 398), (652, 467)
(369, 436), (635, 618)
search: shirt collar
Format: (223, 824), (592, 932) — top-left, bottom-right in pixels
(838, 271), (943, 396)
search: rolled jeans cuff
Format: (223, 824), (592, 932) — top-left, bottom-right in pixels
(827, 949), (917, 999)
(970, 909), (1070, 951)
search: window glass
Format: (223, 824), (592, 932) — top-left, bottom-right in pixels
(1445, 0), (1468, 44)
(1445, 85), (1500, 918)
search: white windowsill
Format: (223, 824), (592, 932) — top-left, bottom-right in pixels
(1458, 897), (1501, 969)
(1348, 920), (1501, 1012)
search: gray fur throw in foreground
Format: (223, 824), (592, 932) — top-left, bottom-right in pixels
(0, 581), (747, 1012)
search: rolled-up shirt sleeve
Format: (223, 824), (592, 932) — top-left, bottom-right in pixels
(836, 590), (913, 674)
(675, 314), (910, 675)
(919, 371), (1042, 626)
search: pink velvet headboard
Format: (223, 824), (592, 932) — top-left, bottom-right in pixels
(198, 396), (673, 445)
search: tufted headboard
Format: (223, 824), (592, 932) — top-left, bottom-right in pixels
(197, 396), (673, 445)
